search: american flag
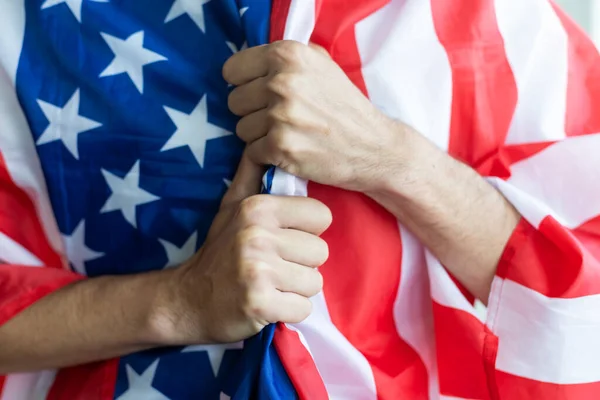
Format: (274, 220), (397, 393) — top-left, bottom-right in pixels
(1, 0), (600, 399)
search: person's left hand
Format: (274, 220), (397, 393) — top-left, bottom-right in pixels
(223, 40), (410, 193)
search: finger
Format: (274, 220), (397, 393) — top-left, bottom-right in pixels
(236, 109), (269, 144)
(276, 229), (329, 268)
(222, 45), (269, 86)
(269, 196), (333, 235)
(228, 76), (269, 116)
(246, 135), (277, 167)
(221, 151), (264, 208)
(268, 292), (313, 324)
(273, 258), (323, 296)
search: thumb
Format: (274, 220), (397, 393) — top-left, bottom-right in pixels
(221, 150), (264, 208)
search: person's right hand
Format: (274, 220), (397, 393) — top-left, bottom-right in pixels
(158, 153), (332, 345)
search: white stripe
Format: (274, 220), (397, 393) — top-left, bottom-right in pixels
(0, 3), (61, 399)
(355, 0), (453, 151)
(355, 2), (456, 397)
(1, 370), (57, 400)
(488, 277), (600, 384)
(440, 396), (479, 400)
(394, 227), (439, 399)
(0, 1), (25, 83)
(490, 133), (600, 229)
(270, 152), (376, 400)
(0, 4), (64, 260)
(290, 292), (378, 400)
(593, 0), (600, 47)
(495, 0), (569, 144)
(0, 231), (44, 267)
(426, 252), (484, 323)
(271, 168), (307, 197)
(440, 397), (480, 400)
(282, 0), (316, 43)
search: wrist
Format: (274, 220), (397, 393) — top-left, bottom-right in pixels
(364, 120), (441, 202)
(145, 266), (208, 346)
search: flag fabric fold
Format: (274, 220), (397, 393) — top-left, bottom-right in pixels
(1, 0), (600, 399)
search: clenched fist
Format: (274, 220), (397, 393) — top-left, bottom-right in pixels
(223, 40), (409, 193)
(158, 154), (332, 344)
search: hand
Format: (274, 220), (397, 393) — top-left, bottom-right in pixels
(160, 153), (332, 344)
(223, 40), (408, 193)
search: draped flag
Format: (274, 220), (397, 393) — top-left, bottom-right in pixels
(1, 0), (600, 399)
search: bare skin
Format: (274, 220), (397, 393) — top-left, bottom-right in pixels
(0, 154), (331, 373)
(223, 41), (520, 302)
(0, 39), (519, 374)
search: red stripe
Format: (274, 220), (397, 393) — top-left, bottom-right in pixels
(0, 376), (5, 398)
(0, 153), (62, 268)
(309, 0), (388, 96)
(0, 265), (82, 327)
(477, 141), (556, 179)
(497, 217), (600, 298)
(273, 324), (328, 400)
(0, 265), (83, 400)
(310, 184), (429, 399)
(269, 0), (292, 43)
(269, 0), (330, 396)
(306, 2), (429, 398)
(269, 2), (429, 397)
(495, 369), (600, 400)
(47, 359), (118, 400)
(551, 2), (600, 137)
(433, 302), (494, 400)
(430, 0), (518, 172)
(574, 215), (600, 262)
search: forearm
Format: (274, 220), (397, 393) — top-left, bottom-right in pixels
(368, 125), (520, 303)
(0, 269), (172, 374)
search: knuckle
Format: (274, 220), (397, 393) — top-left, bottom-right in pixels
(236, 226), (267, 254)
(268, 99), (299, 125)
(269, 40), (306, 67)
(242, 226), (273, 253)
(269, 128), (298, 160)
(240, 259), (269, 286)
(238, 196), (270, 225)
(242, 290), (269, 319)
(266, 73), (299, 98)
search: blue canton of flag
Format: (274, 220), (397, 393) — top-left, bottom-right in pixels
(14, 0), (297, 398)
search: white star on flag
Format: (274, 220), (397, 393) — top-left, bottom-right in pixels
(165, 0), (212, 33)
(220, 393), (231, 400)
(225, 41), (248, 54)
(116, 360), (170, 400)
(162, 95), (232, 168)
(99, 31), (167, 93)
(63, 220), (104, 275)
(182, 342), (243, 376)
(159, 231), (198, 268)
(100, 161), (160, 228)
(36, 89), (102, 160)
(239, 6), (249, 17)
(41, 0), (109, 23)
(223, 178), (232, 188)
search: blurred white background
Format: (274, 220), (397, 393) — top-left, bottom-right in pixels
(557, 0), (600, 44)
